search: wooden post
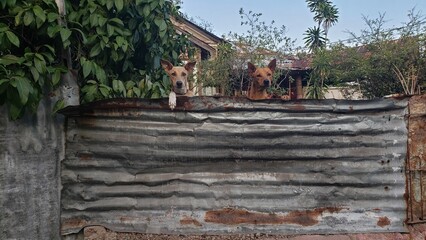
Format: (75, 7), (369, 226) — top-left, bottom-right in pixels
(196, 50), (203, 96)
(296, 75), (303, 99)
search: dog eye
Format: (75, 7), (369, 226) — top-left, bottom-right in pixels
(171, 72), (177, 76)
(256, 74), (261, 77)
(182, 72), (187, 77)
(267, 73), (272, 76)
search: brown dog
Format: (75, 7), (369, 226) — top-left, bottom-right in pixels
(161, 59), (196, 110)
(247, 59), (276, 100)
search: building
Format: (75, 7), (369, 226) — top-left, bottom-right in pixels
(171, 15), (225, 96)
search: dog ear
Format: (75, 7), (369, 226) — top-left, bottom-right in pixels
(247, 62), (257, 74)
(268, 59), (277, 72)
(161, 59), (173, 71)
(184, 61), (196, 72)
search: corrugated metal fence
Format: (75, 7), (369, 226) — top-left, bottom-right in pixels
(60, 96), (412, 236)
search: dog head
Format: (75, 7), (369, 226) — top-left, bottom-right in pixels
(247, 59), (276, 89)
(161, 59), (196, 95)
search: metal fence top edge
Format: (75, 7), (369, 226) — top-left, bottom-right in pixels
(58, 96), (410, 117)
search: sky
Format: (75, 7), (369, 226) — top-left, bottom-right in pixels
(180, 0), (426, 47)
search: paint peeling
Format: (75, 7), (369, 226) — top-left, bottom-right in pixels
(205, 207), (345, 226)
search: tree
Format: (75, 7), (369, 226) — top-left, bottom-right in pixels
(304, 0), (339, 99)
(303, 26), (326, 52)
(197, 43), (235, 96)
(0, 0), (193, 119)
(305, 48), (330, 99)
(342, 9), (426, 98)
(305, 0), (339, 46)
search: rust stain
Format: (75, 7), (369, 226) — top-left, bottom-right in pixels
(180, 216), (202, 227)
(409, 95), (426, 115)
(205, 207), (345, 226)
(287, 103), (306, 111)
(377, 216), (391, 227)
(183, 101), (194, 110)
(77, 152), (93, 161)
(61, 218), (88, 230)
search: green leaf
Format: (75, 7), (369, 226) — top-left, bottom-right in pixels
(115, 0), (123, 12)
(106, 0), (113, 10)
(34, 58), (43, 73)
(52, 99), (65, 114)
(159, 20), (167, 31)
(52, 69), (61, 86)
(5, 31), (20, 47)
(29, 66), (40, 82)
(107, 24), (114, 37)
(125, 80), (135, 89)
(23, 11), (34, 26)
(125, 89), (133, 97)
(109, 18), (124, 27)
(98, 17), (107, 27)
(6, 0), (16, 7)
(99, 85), (110, 97)
(93, 63), (106, 83)
(82, 59), (91, 78)
(15, 10), (24, 25)
(142, 5), (150, 17)
(112, 79), (125, 96)
(9, 102), (22, 120)
(89, 14), (98, 27)
(33, 5), (46, 23)
(0, 54), (22, 65)
(133, 87), (141, 97)
(14, 77), (31, 105)
(34, 53), (45, 61)
(82, 84), (98, 102)
(89, 43), (101, 57)
(47, 12), (58, 22)
(60, 28), (72, 44)
(47, 25), (60, 37)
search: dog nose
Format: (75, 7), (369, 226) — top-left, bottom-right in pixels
(263, 80), (270, 87)
(176, 81), (183, 88)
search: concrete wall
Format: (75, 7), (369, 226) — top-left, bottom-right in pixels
(0, 98), (63, 239)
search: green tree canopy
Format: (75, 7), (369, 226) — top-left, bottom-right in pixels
(0, 0), (193, 119)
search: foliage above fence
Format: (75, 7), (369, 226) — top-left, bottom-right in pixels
(0, 0), (193, 119)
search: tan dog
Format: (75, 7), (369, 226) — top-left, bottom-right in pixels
(161, 59), (196, 110)
(247, 59), (276, 100)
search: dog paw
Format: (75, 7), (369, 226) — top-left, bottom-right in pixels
(169, 92), (176, 110)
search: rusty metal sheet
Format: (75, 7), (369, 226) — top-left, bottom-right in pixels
(407, 95), (426, 223)
(60, 97), (409, 235)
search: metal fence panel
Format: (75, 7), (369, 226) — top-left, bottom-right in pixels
(60, 97), (409, 235)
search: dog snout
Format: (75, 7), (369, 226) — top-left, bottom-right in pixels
(176, 81), (183, 88)
(263, 79), (270, 87)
